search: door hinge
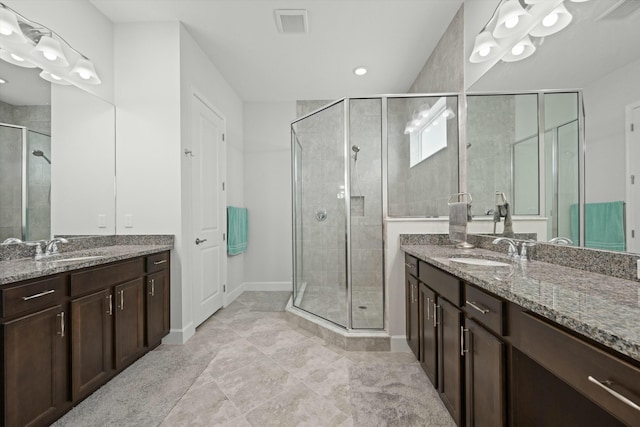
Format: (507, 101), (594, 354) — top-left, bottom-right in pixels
(222, 181), (225, 191)
(223, 284), (226, 292)
(632, 175), (636, 185)
(632, 123), (635, 132)
(222, 133), (225, 141)
(223, 233), (226, 241)
(632, 230), (635, 238)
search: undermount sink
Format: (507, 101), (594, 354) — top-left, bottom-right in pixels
(47, 255), (106, 263)
(448, 257), (510, 267)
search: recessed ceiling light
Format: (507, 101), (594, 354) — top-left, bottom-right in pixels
(353, 67), (367, 76)
(0, 78), (6, 84)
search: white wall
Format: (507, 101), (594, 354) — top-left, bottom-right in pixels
(243, 102), (296, 289)
(114, 22), (186, 340)
(179, 25), (245, 304)
(583, 58), (640, 203)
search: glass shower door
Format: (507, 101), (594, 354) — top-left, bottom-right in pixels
(0, 124), (25, 241)
(292, 100), (348, 327)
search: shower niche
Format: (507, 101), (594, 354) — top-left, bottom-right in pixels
(291, 98), (384, 330)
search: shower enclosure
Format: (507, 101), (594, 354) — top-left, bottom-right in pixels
(0, 123), (52, 242)
(292, 98), (384, 330)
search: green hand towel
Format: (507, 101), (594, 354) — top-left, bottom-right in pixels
(227, 207), (248, 255)
(570, 201), (625, 251)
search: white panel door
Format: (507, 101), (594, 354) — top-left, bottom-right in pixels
(191, 94), (225, 326)
(628, 106), (640, 253)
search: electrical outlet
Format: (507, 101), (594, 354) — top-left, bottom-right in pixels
(98, 214), (107, 228)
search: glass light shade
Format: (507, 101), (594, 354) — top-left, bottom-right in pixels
(501, 36), (536, 62)
(71, 57), (101, 84)
(443, 108), (456, 119)
(493, 0), (532, 38)
(469, 30), (500, 63)
(39, 70), (71, 85)
(32, 35), (69, 66)
(0, 49), (36, 68)
(530, 4), (573, 37)
(0, 7), (27, 43)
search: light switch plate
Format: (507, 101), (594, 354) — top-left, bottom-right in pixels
(125, 214), (133, 228)
(637, 259), (640, 280)
(98, 214), (107, 228)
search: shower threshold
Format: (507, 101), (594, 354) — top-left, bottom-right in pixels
(285, 297), (390, 351)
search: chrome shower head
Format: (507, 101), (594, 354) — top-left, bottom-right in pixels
(32, 150), (51, 164)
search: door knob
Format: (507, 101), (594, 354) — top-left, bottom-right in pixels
(195, 238), (208, 245)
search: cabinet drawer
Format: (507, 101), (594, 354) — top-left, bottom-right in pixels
(146, 252), (169, 274)
(2, 276), (66, 318)
(70, 258), (144, 297)
(404, 254), (418, 278)
(464, 285), (505, 335)
(519, 311), (640, 426)
(419, 261), (461, 306)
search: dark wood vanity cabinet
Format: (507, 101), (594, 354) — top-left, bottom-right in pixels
(1, 250), (171, 427)
(405, 254), (420, 359)
(146, 252), (170, 348)
(405, 253), (639, 427)
(419, 283), (437, 387)
(1, 276), (68, 427)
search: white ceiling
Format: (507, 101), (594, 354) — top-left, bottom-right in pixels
(89, 0), (464, 102)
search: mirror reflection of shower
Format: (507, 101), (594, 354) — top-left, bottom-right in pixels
(32, 150), (51, 164)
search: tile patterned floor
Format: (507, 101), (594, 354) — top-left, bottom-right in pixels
(55, 291), (454, 427)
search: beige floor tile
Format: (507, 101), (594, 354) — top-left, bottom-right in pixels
(215, 358), (301, 414)
(245, 383), (350, 427)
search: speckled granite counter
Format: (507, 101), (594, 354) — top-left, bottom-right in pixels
(0, 244), (172, 285)
(402, 244), (640, 363)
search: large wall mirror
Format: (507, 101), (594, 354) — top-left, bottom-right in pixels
(465, 0), (640, 254)
(0, 61), (115, 242)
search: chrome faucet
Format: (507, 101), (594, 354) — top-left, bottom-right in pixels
(548, 236), (573, 245)
(492, 237), (519, 259)
(492, 237), (536, 261)
(1, 237), (23, 244)
(44, 237), (69, 256)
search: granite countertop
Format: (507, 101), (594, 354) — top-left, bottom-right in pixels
(0, 244), (172, 285)
(402, 244), (640, 363)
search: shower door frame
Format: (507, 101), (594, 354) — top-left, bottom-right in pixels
(1, 123), (28, 241)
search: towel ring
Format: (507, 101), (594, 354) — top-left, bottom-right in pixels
(448, 192), (472, 205)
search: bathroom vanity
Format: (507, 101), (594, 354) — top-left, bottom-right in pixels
(403, 243), (640, 426)
(0, 244), (171, 427)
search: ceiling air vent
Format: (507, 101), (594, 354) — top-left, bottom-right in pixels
(274, 9), (308, 33)
(596, 0), (640, 21)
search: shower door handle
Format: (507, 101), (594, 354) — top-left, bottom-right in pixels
(195, 238), (208, 245)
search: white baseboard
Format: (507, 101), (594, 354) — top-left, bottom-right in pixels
(224, 283), (244, 307)
(163, 322), (196, 344)
(390, 335), (412, 353)
(243, 282), (292, 291)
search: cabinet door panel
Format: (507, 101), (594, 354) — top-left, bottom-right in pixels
(4, 305), (66, 427)
(406, 275), (420, 358)
(146, 270), (170, 347)
(115, 278), (145, 369)
(419, 284), (437, 387)
(71, 289), (113, 400)
(465, 318), (506, 427)
(438, 297), (463, 426)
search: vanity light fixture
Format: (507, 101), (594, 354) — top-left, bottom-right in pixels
(469, 0), (590, 65)
(403, 98), (454, 135)
(353, 67), (367, 76)
(0, 77), (6, 84)
(0, 2), (101, 86)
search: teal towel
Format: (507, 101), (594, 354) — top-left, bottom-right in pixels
(227, 207), (248, 255)
(570, 201), (625, 251)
